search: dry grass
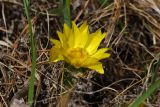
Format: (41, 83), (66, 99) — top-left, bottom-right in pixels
(0, 0), (160, 107)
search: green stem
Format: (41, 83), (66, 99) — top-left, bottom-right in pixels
(23, 0), (36, 106)
(61, 0), (71, 27)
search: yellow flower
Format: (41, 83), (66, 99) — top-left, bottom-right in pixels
(50, 21), (110, 74)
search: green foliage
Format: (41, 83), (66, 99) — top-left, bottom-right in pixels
(129, 79), (160, 107)
(116, 21), (125, 30)
(23, 0), (36, 106)
(129, 56), (160, 107)
(63, 71), (75, 87)
(150, 57), (160, 84)
(60, 0), (71, 27)
(63, 63), (86, 87)
(48, 0), (71, 27)
(99, 0), (109, 8)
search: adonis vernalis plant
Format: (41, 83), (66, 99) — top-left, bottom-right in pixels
(50, 21), (110, 74)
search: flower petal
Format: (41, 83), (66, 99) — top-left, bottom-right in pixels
(63, 23), (71, 38)
(79, 21), (88, 32)
(91, 48), (110, 60)
(85, 30), (106, 55)
(69, 21), (89, 48)
(78, 21), (89, 48)
(68, 22), (78, 47)
(71, 21), (81, 48)
(87, 63), (104, 74)
(82, 57), (99, 67)
(50, 46), (64, 62)
(50, 38), (61, 47)
(57, 31), (67, 47)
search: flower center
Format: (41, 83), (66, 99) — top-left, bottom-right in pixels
(65, 48), (88, 67)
